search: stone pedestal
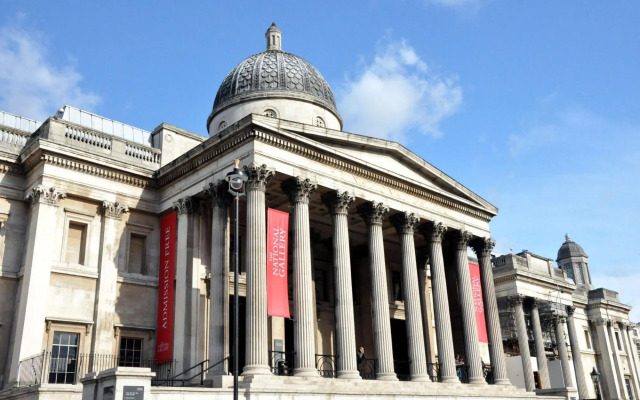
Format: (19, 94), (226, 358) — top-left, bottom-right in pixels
(81, 367), (155, 400)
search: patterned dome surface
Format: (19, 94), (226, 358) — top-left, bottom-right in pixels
(210, 50), (338, 118)
(557, 234), (588, 260)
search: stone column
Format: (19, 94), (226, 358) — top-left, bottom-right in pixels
(357, 202), (397, 381)
(621, 323), (640, 398)
(92, 202), (129, 360)
(282, 177), (318, 377)
(608, 320), (627, 398)
(454, 231), (485, 384)
(566, 306), (589, 398)
(204, 182), (231, 376)
(530, 299), (550, 389)
(420, 222), (458, 383)
(172, 197), (201, 371)
(322, 191), (360, 379)
(471, 237), (510, 385)
(242, 164), (274, 375)
(554, 316), (575, 389)
(593, 318), (622, 399)
(511, 295), (535, 391)
(7, 186), (66, 385)
(390, 213), (430, 382)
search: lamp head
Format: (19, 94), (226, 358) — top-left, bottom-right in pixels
(225, 159), (248, 195)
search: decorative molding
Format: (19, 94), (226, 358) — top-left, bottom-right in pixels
(26, 185), (66, 206)
(281, 177), (317, 204)
(102, 201), (129, 220)
(357, 201), (389, 226)
(321, 190), (354, 215)
(156, 129), (494, 221)
(244, 163), (274, 192)
(390, 212), (419, 235)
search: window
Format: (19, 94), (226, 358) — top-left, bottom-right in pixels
(584, 329), (592, 349)
(119, 337), (142, 367)
(314, 116), (325, 128)
(391, 271), (404, 301)
(625, 378), (634, 400)
(616, 331), (623, 351)
(65, 222), (87, 264)
(127, 233), (147, 274)
(218, 121), (227, 131)
(49, 332), (79, 384)
(263, 109), (277, 118)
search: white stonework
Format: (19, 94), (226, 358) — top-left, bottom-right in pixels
(0, 24), (635, 400)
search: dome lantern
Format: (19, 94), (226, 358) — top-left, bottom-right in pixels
(265, 23), (282, 51)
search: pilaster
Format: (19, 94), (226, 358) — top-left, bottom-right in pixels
(357, 202), (397, 381)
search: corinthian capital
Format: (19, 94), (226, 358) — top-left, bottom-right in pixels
(455, 230), (473, 249)
(204, 181), (231, 208)
(26, 185), (67, 206)
(173, 197), (200, 215)
(102, 201), (129, 220)
(357, 202), (389, 226)
(472, 237), (495, 258)
(420, 222), (447, 243)
(243, 164), (274, 192)
(282, 177), (317, 204)
(566, 305), (576, 317)
(321, 190), (354, 215)
(390, 212), (419, 235)
(509, 294), (525, 307)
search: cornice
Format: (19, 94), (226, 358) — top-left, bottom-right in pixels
(157, 128), (494, 221)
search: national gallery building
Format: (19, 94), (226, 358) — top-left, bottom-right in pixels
(0, 24), (637, 400)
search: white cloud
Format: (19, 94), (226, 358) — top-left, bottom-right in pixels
(338, 39), (462, 143)
(0, 22), (99, 121)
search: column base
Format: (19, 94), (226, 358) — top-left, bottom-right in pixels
(337, 370), (361, 379)
(440, 375), (461, 384)
(376, 372), (399, 381)
(242, 364), (272, 376)
(410, 374), (432, 382)
(294, 367), (320, 377)
(493, 377), (511, 385)
(469, 376), (488, 385)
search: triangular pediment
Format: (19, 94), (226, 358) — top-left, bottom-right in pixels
(251, 115), (497, 217)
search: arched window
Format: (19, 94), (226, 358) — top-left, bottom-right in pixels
(263, 109), (277, 118)
(218, 121), (227, 131)
(314, 116), (325, 128)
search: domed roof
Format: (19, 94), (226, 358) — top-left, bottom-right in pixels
(557, 234), (588, 261)
(208, 23), (339, 128)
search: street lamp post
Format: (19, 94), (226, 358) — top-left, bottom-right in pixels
(225, 159), (248, 400)
(590, 367), (601, 400)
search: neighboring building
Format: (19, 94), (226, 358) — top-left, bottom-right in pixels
(494, 235), (640, 399)
(0, 24), (632, 400)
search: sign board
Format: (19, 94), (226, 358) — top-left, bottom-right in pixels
(123, 386), (144, 400)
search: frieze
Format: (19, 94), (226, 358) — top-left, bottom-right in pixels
(321, 190), (354, 215)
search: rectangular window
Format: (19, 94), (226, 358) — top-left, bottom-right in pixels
(65, 223), (87, 264)
(127, 234), (146, 274)
(118, 337), (142, 367)
(391, 271), (404, 301)
(49, 332), (79, 384)
(625, 378), (633, 400)
(584, 329), (592, 349)
(616, 331), (623, 351)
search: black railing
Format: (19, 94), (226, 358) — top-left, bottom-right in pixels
(357, 357), (377, 380)
(394, 360), (411, 381)
(315, 354), (338, 378)
(17, 351), (176, 387)
(269, 350), (294, 376)
(153, 357), (230, 387)
(427, 362), (440, 382)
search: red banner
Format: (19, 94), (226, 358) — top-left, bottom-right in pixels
(155, 212), (176, 363)
(469, 262), (488, 343)
(267, 208), (290, 318)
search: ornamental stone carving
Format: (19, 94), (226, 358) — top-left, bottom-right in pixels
(455, 230), (473, 249)
(591, 318), (609, 327)
(282, 177), (317, 204)
(531, 297), (542, 309)
(173, 197), (200, 215)
(472, 237), (495, 258)
(357, 202), (389, 226)
(566, 305), (576, 316)
(390, 212), (419, 235)
(102, 201), (129, 220)
(204, 181), (231, 208)
(509, 294), (525, 307)
(420, 222), (447, 243)
(321, 190), (354, 215)
(26, 185), (66, 206)
(243, 164), (274, 192)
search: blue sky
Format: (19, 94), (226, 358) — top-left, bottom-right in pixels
(1, 2), (639, 319)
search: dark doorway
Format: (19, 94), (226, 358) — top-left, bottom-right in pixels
(229, 295), (246, 374)
(285, 318), (294, 353)
(391, 318), (409, 381)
